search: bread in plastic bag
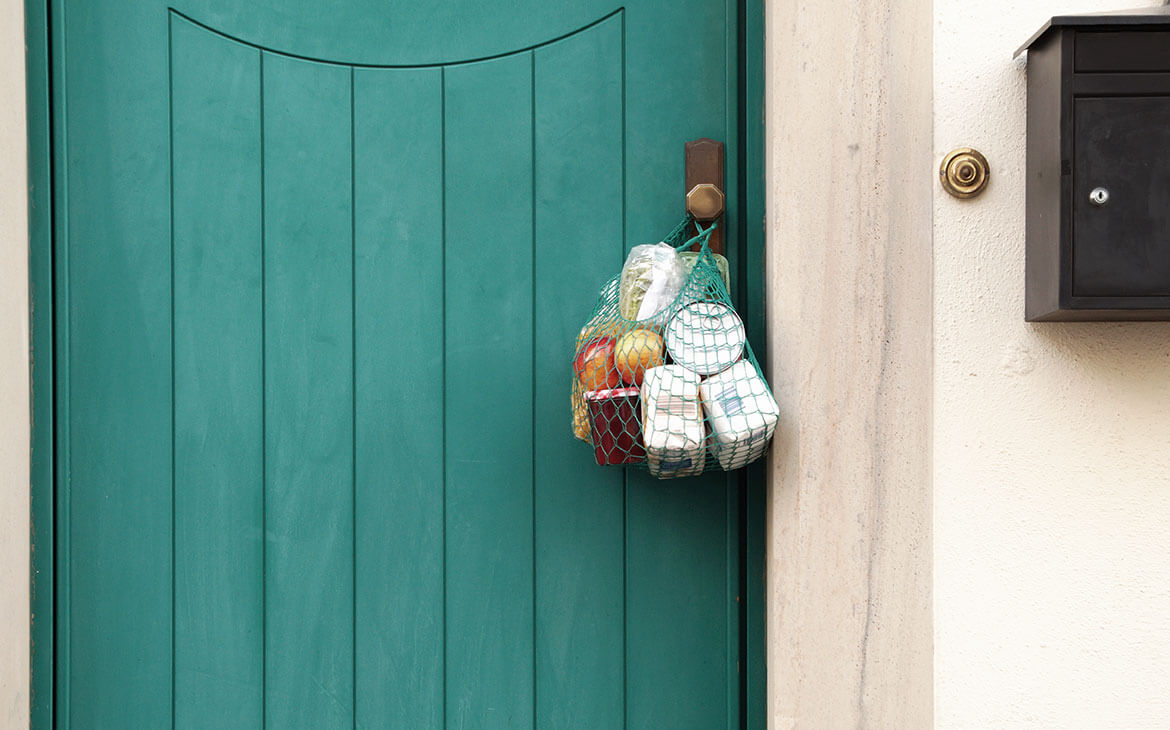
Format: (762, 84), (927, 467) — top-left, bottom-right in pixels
(618, 242), (686, 320)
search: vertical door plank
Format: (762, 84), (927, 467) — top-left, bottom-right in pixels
(171, 18), (264, 728)
(532, 16), (626, 730)
(443, 53), (535, 729)
(262, 52), (355, 730)
(625, 478), (731, 729)
(352, 66), (445, 729)
(62, 1), (174, 725)
(623, 5), (734, 727)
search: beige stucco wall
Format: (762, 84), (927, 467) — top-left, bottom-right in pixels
(765, 1), (934, 727)
(767, 0), (1170, 726)
(934, 0), (1170, 727)
(0, 0), (30, 726)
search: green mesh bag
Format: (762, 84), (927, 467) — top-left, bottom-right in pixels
(571, 217), (779, 478)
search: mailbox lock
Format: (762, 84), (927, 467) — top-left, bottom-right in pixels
(940, 147), (990, 199)
(1089, 187), (1110, 207)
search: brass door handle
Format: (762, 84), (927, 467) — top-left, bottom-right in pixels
(685, 138), (725, 255)
(687, 183), (725, 220)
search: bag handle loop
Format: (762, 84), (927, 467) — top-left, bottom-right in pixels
(662, 214), (718, 254)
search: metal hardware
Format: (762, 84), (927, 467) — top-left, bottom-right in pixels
(1089, 187), (1110, 206)
(940, 147), (990, 199)
(684, 138), (725, 255)
(686, 183), (725, 220)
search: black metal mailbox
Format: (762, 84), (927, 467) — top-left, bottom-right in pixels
(1019, 7), (1170, 321)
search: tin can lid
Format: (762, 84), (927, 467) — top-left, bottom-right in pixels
(664, 302), (745, 375)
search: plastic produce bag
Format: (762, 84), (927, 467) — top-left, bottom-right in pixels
(618, 242), (687, 320)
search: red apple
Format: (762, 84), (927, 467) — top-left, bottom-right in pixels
(573, 337), (621, 391)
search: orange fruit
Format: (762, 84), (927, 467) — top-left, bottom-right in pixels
(614, 329), (664, 386)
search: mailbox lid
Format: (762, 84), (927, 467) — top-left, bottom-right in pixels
(1016, 6), (1170, 58)
(1072, 96), (1170, 297)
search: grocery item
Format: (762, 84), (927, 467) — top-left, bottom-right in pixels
(585, 387), (645, 465)
(571, 378), (591, 442)
(699, 361), (779, 470)
(614, 329), (665, 386)
(573, 337), (621, 391)
(665, 301), (745, 376)
(640, 365), (705, 478)
(618, 243), (686, 321)
(679, 251), (731, 293)
(572, 215), (776, 477)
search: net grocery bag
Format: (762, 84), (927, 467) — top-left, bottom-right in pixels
(570, 217), (779, 478)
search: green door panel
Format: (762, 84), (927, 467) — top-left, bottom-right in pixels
(443, 52), (537, 728)
(171, 17), (264, 727)
(532, 23), (625, 729)
(262, 51), (357, 729)
(353, 65), (446, 729)
(61, 0), (173, 726)
(48, 0), (761, 727)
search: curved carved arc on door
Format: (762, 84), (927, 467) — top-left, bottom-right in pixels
(170, 1), (623, 67)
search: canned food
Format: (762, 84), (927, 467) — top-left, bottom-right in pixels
(664, 301), (746, 376)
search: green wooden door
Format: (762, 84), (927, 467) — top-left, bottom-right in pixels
(39, 0), (764, 727)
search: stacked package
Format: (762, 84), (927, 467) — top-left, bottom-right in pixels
(640, 365), (706, 478)
(699, 361), (779, 470)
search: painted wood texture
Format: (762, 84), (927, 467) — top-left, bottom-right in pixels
(171, 19), (264, 727)
(353, 65), (445, 729)
(53, 1), (755, 727)
(532, 26), (625, 730)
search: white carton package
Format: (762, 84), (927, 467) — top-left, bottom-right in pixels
(699, 361), (779, 470)
(640, 365), (706, 479)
